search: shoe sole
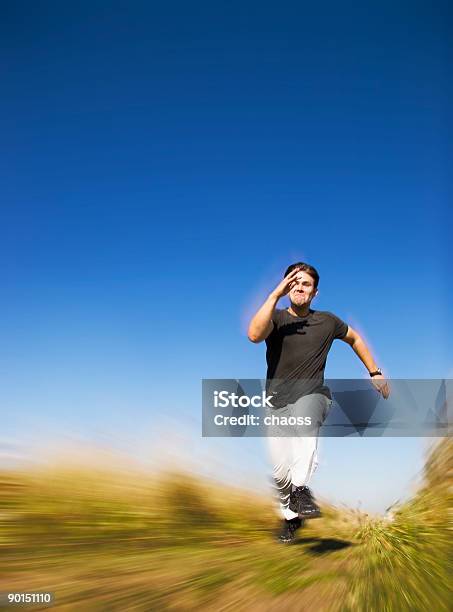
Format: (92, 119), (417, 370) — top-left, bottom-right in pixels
(298, 511), (321, 519)
(289, 504), (322, 518)
(289, 503), (322, 518)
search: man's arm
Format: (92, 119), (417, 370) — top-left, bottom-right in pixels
(247, 293), (278, 343)
(341, 327), (390, 398)
(247, 268), (300, 343)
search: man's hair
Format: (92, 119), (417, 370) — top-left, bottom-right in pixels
(284, 262), (320, 288)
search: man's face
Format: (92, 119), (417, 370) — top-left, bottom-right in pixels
(288, 270), (318, 307)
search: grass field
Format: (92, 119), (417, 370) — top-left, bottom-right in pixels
(1, 438), (451, 611)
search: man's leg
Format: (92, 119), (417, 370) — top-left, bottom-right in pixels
(290, 435), (319, 487)
(288, 394), (331, 517)
(267, 434), (299, 520)
(289, 393), (331, 484)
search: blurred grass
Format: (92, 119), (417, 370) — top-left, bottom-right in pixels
(344, 437), (453, 612)
(0, 438), (451, 611)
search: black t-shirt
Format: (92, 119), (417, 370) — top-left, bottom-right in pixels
(265, 308), (348, 407)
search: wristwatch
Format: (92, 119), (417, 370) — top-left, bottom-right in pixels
(369, 369), (382, 377)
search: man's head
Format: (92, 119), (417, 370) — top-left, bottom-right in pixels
(284, 262), (319, 308)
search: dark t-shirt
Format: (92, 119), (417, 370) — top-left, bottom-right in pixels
(265, 308), (348, 408)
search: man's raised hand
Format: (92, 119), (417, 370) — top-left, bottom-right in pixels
(271, 269), (301, 299)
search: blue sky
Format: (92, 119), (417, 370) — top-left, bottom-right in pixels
(1, 1), (451, 511)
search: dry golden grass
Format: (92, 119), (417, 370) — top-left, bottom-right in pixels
(0, 439), (451, 611)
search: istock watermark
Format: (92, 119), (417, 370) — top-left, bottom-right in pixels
(202, 379), (453, 437)
(213, 390), (275, 408)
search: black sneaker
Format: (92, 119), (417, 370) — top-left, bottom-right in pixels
(277, 517), (302, 543)
(289, 486), (321, 518)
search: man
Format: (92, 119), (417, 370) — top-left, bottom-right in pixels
(247, 262), (389, 543)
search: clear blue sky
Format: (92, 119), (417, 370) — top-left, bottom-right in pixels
(1, 1), (451, 511)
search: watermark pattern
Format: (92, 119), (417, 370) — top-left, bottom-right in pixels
(202, 379), (452, 437)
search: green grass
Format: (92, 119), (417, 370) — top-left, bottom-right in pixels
(0, 439), (451, 611)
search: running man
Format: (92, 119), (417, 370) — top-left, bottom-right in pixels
(247, 262), (389, 543)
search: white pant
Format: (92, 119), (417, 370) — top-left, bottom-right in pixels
(266, 393), (331, 520)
